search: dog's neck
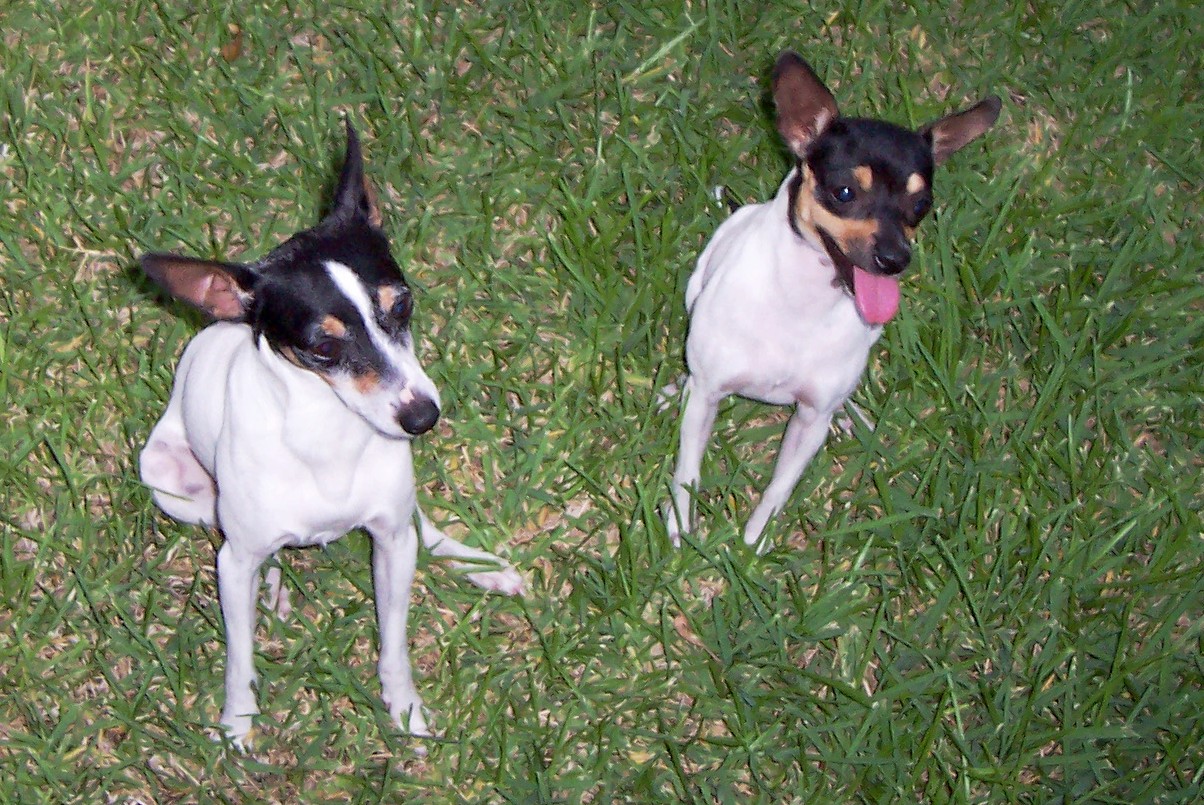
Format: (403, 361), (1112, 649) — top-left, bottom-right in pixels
(781, 167), (828, 255)
(768, 168), (858, 311)
(243, 328), (391, 463)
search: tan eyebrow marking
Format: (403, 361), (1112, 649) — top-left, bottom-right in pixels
(320, 315), (347, 338)
(906, 172), (926, 194)
(377, 285), (398, 311)
(853, 165), (873, 191)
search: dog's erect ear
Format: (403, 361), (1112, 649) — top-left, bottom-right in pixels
(920, 96), (1002, 165)
(140, 253), (258, 321)
(331, 120), (383, 227)
(772, 51), (840, 158)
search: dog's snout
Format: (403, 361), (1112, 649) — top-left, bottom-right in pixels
(397, 396), (440, 436)
(872, 240), (911, 275)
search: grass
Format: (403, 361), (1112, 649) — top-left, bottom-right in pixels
(1, 0), (1201, 801)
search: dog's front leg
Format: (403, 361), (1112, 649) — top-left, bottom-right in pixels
(742, 404), (834, 553)
(370, 522), (429, 739)
(665, 377), (720, 545)
(217, 540), (267, 746)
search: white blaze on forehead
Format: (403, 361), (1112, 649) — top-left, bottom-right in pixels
(323, 260), (404, 363)
(320, 260), (441, 433)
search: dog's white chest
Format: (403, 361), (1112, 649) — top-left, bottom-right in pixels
(223, 405), (415, 549)
(685, 191), (881, 412)
(170, 323), (417, 545)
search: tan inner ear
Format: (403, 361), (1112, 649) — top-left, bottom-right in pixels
(772, 54), (840, 158)
(198, 273), (249, 320)
(363, 177), (383, 228)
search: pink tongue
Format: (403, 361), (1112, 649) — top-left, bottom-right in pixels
(852, 266), (901, 325)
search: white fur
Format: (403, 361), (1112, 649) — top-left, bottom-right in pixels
(141, 320), (523, 747)
(666, 170), (881, 552)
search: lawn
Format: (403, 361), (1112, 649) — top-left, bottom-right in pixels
(1, 0), (1200, 801)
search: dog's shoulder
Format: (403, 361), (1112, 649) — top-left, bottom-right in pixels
(685, 184), (790, 312)
(176, 321), (254, 376)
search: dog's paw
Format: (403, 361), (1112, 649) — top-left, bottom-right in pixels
(662, 500), (690, 547)
(665, 517), (682, 548)
(655, 377), (686, 413)
(383, 687), (432, 753)
(742, 518), (776, 556)
(466, 565), (525, 596)
(836, 400), (876, 435)
(262, 565), (293, 620)
(220, 709), (257, 751)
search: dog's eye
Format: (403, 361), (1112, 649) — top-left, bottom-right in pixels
(913, 197), (932, 218)
(309, 339), (343, 363)
(391, 288), (413, 321)
(832, 186), (855, 203)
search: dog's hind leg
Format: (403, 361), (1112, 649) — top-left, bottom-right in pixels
(417, 511), (524, 595)
(742, 404), (833, 554)
(665, 376), (720, 545)
(262, 561), (292, 619)
(140, 417), (217, 527)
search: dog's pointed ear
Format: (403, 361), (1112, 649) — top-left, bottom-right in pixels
(772, 51), (839, 158)
(331, 120), (383, 227)
(140, 253), (258, 320)
(920, 96), (1001, 165)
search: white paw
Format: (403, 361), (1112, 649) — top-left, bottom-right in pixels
(837, 400), (876, 434)
(383, 686), (431, 753)
(742, 519), (773, 555)
(662, 501), (689, 547)
(220, 707), (257, 751)
(263, 565), (293, 619)
(465, 565), (525, 596)
(655, 378), (685, 413)
(666, 518), (682, 548)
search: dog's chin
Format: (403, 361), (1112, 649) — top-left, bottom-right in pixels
(340, 401), (416, 441)
(379, 423), (415, 441)
(816, 231), (857, 295)
(816, 234), (901, 326)
(375, 413), (423, 441)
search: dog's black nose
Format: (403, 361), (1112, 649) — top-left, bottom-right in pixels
(398, 398), (440, 436)
(873, 241), (911, 275)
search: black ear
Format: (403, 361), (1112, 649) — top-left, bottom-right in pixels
(921, 96), (1002, 165)
(331, 120), (382, 227)
(772, 51), (840, 158)
(140, 253), (258, 320)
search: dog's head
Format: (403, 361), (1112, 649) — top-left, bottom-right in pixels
(141, 122), (441, 439)
(772, 51), (1000, 325)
